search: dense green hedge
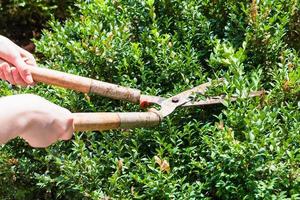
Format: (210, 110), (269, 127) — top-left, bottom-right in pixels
(0, 0), (299, 199)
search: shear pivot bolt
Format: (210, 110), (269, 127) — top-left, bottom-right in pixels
(172, 97), (179, 103)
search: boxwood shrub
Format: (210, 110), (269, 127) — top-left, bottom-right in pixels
(0, 0), (299, 199)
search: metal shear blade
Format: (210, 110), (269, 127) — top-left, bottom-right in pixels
(141, 79), (264, 118)
(141, 81), (213, 117)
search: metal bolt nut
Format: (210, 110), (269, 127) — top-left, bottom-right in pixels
(172, 97), (179, 103)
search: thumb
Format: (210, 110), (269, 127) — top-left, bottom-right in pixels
(13, 57), (34, 84)
(59, 117), (74, 141)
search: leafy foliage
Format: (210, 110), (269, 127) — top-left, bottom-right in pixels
(0, 0), (299, 199)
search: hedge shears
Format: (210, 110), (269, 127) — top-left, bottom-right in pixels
(1, 59), (263, 131)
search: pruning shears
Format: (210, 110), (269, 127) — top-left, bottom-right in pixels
(0, 59), (263, 131)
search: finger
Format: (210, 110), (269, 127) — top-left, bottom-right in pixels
(2, 62), (16, 85)
(22, 57), (33, 65)
(14, 58), (34, 84)
(11, 67), (27, 86)
(4, 54), (33, 84)
(19, 47), (37, 66)
(0, 63), (6, 80)
(22, 55), (35, 66)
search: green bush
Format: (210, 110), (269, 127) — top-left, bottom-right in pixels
(0, 0), (299, 199)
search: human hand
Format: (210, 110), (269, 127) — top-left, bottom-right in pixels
(0, 35), (36, 86)
(0, 94), (74, 148)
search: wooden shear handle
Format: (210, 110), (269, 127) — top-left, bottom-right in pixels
(72, 112), (161, 131)
(31, 67), (141, 103)
(0, 58), (141, 103)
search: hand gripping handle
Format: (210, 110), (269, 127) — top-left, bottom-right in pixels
(72, 112), (161, 131)
(0, 58), (141, 103)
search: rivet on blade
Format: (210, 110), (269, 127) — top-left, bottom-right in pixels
(172, 97), (179, 103)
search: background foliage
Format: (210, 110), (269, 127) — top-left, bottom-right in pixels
(0, 0), (299, 199)
(0, 0), (73, 45)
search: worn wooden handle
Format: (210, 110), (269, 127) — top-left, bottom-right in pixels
(0, 58), (141, 103)
(72, 112), (161, 131)
(30, 67), (141, 103)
